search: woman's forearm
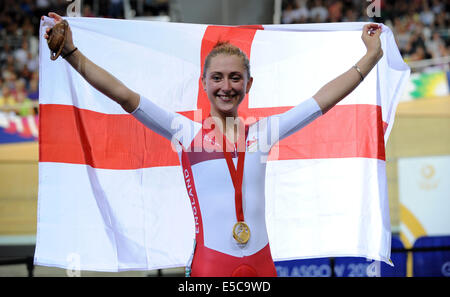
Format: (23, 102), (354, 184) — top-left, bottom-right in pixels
(313, 51), (381, 114)
(313, 24), (383, 114)
(65, 49), (139, 113)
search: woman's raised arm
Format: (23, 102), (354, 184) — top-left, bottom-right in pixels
(43, 12), (139, 113)
(313, 23), (383, 114)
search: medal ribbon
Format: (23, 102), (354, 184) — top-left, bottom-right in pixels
(221, 129), (246, 223)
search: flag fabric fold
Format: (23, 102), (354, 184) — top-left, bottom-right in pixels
(35, 17), (409, 271)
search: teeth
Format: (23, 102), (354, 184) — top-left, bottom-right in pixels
(218, 95), (234, 100)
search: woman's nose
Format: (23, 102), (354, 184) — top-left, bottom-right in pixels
(221, 79), (232, 91)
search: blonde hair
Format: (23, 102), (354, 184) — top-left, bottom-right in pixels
(202, 41), (251, 79)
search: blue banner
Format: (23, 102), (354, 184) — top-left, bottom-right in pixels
(275, 236), (406, 277)
(381, 236), (407, 277)
(0, 112), (38, 144)
(413, 236), (450, 277)
(275, 258), (331, 277)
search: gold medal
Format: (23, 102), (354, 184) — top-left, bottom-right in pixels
(233, 221), (250, 244)
(219, 126), (250, 245)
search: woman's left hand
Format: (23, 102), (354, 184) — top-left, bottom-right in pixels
(361, 23), (383, 62)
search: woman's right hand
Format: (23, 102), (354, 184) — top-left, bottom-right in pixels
(42, 12), (76, 56)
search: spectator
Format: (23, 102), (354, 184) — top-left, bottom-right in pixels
(404, 30), (427, 57)
(408, 45), (432, 62)
(21, 18), (39, 57)
(426, 32), (446, 59)
(15, 91), (34, 116)
(393, 17), (411, 53)
(26, 51), (38, 73)
(282, 1), (301, 24)
(419, 0), (435, 26)
(109, 0), (124, 18)
(83, 4), (96, 17)
(342, 7), (357, 22)
(27, 77), (39, 101)
(295, 0), (310, 23)
(13, 79), (27, 101)
(2, 69), (17, 90)
(13, 40), (29, 71)
(309, 0), (328, 22)
(0, 43), (13, 69)
(328, 1), (343, 22)
(0, 85), (15, 110)
(433, 11), (448, 31)
(19, 64), (33, 88)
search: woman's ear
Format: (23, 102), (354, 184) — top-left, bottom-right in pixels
(246, 77), (253, 94)
(201, 76), (207, 91)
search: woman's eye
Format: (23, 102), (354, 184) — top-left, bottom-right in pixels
(231, 76), (241, 81)
(212, 76), (221, 81)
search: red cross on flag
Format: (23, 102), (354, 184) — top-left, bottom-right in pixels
(35, 17), (409, 271)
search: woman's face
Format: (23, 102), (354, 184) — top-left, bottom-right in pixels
(202, 54), (253, 117)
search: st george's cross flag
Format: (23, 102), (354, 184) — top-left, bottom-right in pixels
(35, 17), (409, 271)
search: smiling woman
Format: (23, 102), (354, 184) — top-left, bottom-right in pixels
(42, 11), (384, 277)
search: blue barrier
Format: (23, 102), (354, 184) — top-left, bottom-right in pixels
(333, 237), (406, 277)
(382, 236), (407, 277)
(413, 236), (450, 277)
(274, 236), (407, 277)
(333, 257), (373, 277)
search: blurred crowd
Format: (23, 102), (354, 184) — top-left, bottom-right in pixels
(282, 0), (449, 63)
(0, 0), (39, 116)
(0, 0), (448, 116)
